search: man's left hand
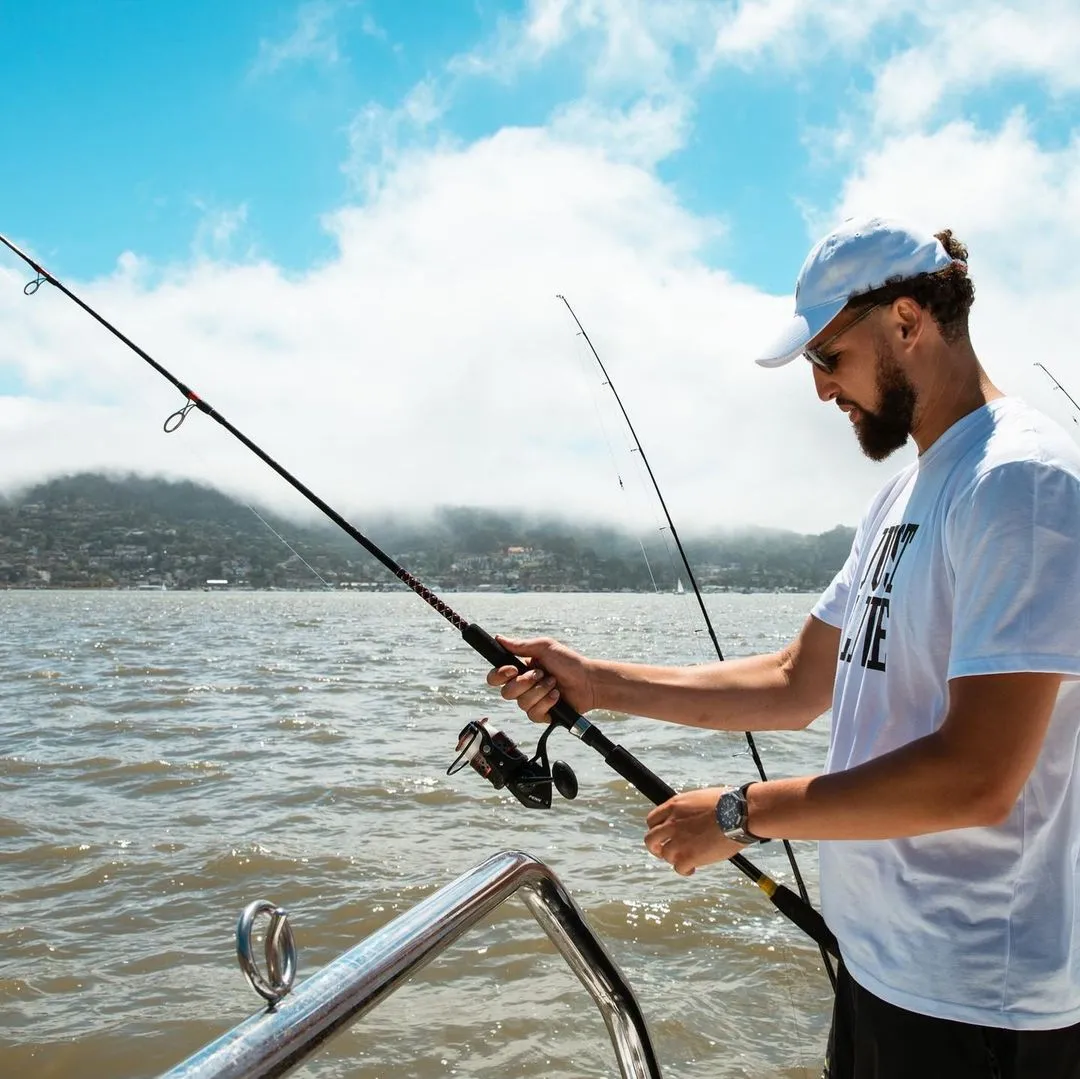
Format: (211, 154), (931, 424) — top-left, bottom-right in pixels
(644, 787), (750, 876)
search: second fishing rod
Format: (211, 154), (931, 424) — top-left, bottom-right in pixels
(0, 230), (838, 960)
(558, 294), (837, 988)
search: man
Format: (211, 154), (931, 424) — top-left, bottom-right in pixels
(487, 217), (1080, 1077)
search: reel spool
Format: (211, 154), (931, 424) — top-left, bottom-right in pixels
(448, 718), (578, 809)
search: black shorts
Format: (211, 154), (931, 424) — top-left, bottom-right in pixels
(825, 962), (1080, 1079)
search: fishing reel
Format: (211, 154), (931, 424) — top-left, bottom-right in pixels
(447, 718), (578, 810)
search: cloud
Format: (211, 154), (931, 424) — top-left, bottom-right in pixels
(346, 2), (711, 195)
(448, 1), (719, 118)
(252, 0), (343, 77)
(343, 79), (450, 196)
(705, 0), (1080, 146)
(548, 95), (693, 167)
(392, 2), (724, 208)
(871, 1), (1080, 130)
(191, 202), (252, 261)
(359, 10), (386, 43)
(2, 1), (1078, 539)
(710, 0), (906, 63)
(831, 113), (1080, 272)
(17, 112), (1077, 537)
(436, 0), (1079, 190)
(0, 126), (867, 534)
(821, 111), (1080, 426)
(442, 0), (1080, 132)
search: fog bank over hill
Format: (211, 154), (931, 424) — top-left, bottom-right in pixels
(1, 473), (854, 592)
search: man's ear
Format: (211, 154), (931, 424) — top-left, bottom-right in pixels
(894, 297), (923, 345)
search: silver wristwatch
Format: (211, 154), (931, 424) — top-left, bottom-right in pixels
(714, 782), (768, 845)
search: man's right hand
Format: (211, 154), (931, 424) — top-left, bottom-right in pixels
(485, 635), (598, 723)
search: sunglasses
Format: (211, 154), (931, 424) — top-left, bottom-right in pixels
(803, 303), (882, 374)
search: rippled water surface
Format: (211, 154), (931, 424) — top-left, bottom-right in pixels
(1, 590), (835, 1078)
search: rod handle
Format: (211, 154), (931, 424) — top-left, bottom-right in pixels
(461, 623), (838, 957)
(759, 877), (841, 959)
(461, 622), (588, 734)
(600, 744), (677, 804)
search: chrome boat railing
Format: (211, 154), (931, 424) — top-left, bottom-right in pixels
(158, 849), (663, 1079)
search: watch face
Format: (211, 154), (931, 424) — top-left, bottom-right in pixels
(717, 792), (742, 832)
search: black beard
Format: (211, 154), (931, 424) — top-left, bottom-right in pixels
(853, 339), (917, 461)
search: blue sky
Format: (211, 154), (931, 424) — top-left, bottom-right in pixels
(1, 1), (1078, 531)
(2, 1), (837, 288)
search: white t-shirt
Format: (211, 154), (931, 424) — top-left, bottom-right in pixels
(812, 397), (1080, 1030)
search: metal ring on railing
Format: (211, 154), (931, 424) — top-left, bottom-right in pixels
(236, 900), (297, 1005)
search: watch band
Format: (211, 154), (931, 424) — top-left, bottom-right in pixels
(715, 782), (770, 845)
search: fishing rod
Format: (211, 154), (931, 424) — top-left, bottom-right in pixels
(1035, 362), (1080, 423)
(0, 231), (838, 960)
(558, 295), (837, 988)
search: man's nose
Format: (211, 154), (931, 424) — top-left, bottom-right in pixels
(812, 363), (839, 403)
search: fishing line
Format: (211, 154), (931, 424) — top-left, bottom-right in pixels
(145, 408), (338, 592)
(568, 326), (684, 595)
(568, 316), (757, 785)
(1035, 362), (1080, 424)
(557, 294), (837, 989)
(0, 231), (839, 960)
(242, 502), (334, 591)
(567, 329), (664, 593)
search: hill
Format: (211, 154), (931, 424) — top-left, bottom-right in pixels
(0, 473), (855, 592)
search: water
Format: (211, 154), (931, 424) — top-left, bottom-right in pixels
(0, 590), (835, 1078)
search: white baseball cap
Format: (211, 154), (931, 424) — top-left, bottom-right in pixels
(755, 216), (955, 368)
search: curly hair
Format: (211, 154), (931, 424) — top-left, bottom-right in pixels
(848, 230), (975, 344)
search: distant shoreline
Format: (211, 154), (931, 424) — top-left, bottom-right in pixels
(0, 584), (822, 595)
